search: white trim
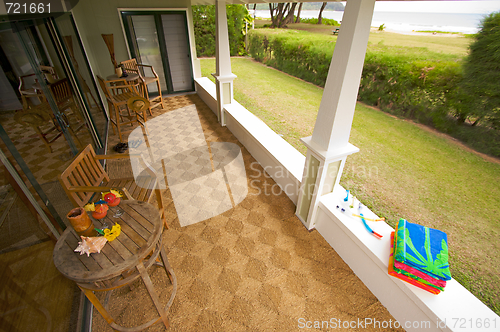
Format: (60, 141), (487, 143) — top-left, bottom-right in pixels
(211, 73), (237, 83)
(301, 136), (359, 162)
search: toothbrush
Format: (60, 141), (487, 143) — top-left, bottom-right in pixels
(344, 190), (349, 202)
(358, 203), (383, 239)
(352, 214), (385, 222)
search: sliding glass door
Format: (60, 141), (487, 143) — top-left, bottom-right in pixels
(50, 13), (107, 149)
(121, 11), (194, 95)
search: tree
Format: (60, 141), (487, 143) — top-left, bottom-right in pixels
(295, 3), (303, 23)
(269, 3), (297, 28)
(317, 2), (327, 25)
(192, 5), (251, 57)
(460, 12), (500, 127)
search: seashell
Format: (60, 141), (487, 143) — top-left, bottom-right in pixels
(74, 236), (108, 257)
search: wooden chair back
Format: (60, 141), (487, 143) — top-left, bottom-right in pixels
(18, 74), (37, 93)
(40, 65), (58, 82)
(120, 59), (163, 114)
(49, 78), (73, 105)
(96, 75), (108, 96)
(59, 144), (110, 207)
(121, 59), (139, 74)
(96, 75), (136, 100)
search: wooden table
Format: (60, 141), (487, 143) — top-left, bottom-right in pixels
(106, 72), (144, 98)
(106, 72), (140, 82)
(53, 200), (176, 331)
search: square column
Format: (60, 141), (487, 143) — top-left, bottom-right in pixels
(296, 137), (359, 230)
(214, 0), (236, 126)
(295, 0), (375, 229)
(212, 73), (236, 125)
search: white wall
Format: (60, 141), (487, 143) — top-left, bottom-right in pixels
(71, 0), (192, 79)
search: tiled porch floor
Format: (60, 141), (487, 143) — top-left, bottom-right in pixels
(93, 94), (401, 331)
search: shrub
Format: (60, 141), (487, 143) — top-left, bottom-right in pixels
(248, 29), (334, 86)
(296, 17), (339, 26)
(248, 28), (500, 157)
(460, 12), (500, 128)
(192, 5), (252, 57)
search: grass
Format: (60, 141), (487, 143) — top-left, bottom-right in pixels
(415, 30), (460, 34)
(256, 19), (471, 57)
(368, 30), (471, 57)
(200, 56), (500, 315)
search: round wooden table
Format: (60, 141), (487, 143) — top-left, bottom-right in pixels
(106, 72), (140, 82)
(53, 200), (176, 331)
(106, 72), (145, 99)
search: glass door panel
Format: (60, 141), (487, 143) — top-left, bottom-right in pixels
(122, 11), (194, 95)
(161, 14), (192, 91)
(51, 13), (107, 150)
(0, 19), (78, 332)
(131, 15), (164, 94)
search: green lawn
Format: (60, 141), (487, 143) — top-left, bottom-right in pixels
(257, 20), (471, 57)
(367, 30), (471, 56)
(200, 56), (500, 315)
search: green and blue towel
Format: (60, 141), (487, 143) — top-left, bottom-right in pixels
(394, 219), (451, 281)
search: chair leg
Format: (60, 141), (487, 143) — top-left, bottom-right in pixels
(144, 83), (153, 117)
(108, 101), (117, 135)
(114, 105), (123, 143)
(154, 188), (167, 229)
(156, 79), (164, 109)
(37, 130), (53, 153)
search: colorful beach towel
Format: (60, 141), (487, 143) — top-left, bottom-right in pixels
(394, 219), (451, 281)
(389, 232), (442, 294)
(394, 260), (447, 288)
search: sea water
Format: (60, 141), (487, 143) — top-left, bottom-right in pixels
(254, 10), (489, 34)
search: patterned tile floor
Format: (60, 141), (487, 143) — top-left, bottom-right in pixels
(92, 94), (401, 331)
(0, 108), (99, 187)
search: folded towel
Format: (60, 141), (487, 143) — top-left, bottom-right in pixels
(394, 261), (447, 288)
(394, 219), (451, 281)
(389, 232), (442, 294)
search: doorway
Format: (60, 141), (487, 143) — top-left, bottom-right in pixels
(121, 11), (194, 95)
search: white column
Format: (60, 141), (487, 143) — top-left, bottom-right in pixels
(213, 0), (236, 126)
(295, 0), (376, 230)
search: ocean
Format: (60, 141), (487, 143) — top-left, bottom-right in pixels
(254, 9), (489, 34)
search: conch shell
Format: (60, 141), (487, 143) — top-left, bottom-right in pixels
(74, 236), (108, 257)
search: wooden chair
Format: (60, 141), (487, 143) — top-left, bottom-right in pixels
(40, 65), (58, 83)
(58, 144), (167, 229)
(14, 102), (65, 153)
(18, 74), (44, 109)
(97, 75), (146, 143)
(121, 59), (164, 116)
(49, 78), (85, 140)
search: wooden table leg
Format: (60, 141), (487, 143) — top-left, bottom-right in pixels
(136, 261), (169, 329)
(78, 286), (116, 326)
